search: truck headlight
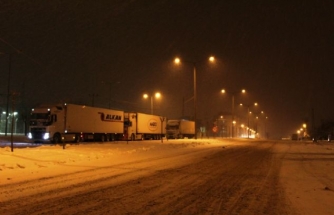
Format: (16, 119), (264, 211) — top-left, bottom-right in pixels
(28, 132), (32, 139)
(43, 132), (50, 140)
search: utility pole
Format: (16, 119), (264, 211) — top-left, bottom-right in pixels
(311, 108), (316, 139)
(10, 92), (19, 152)
(5, 53), (11, 136)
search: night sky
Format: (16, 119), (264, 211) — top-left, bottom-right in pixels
(1, 1), (333, 138)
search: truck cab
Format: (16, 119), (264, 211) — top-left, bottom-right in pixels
(28, 105), (65, 143)
(166, 119), (195, 139)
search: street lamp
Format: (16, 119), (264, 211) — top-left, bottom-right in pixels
(253, 110), (267, 138)
(264, 116), (268, 138)
(221, 89), (246, 138)
(240, 102), (258, 138)
(174, 56), (215, 139)
(0, 111), (5, 133)
(0, 52), (12, 136)
(143, 92), (161, 115)
(240, 124), (246, 137)
(302, 123), (307, 138)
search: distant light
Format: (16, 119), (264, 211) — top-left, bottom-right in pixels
(221, 89), (225, 93)
(143, 94), (149, 99)
(174, 58), (180, 64)
(241, 89), (246, 93)
(155, 92), (161, 98)
(209, 56), (215, 62)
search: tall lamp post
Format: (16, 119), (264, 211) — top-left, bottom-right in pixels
(143, 92), (161, 115)
(302, 123), (307, 139)
(240, 102), (258, 138)
(264, 116), (268, 139)
(0, 52), (13, 136)
(253, 110), (266, 138)
(258, 111), (267, 138)
(221, 89), (246, 138)
(174, 56), (215, 139)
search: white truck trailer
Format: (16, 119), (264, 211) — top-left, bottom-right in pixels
(124, 112), (167, 140)
(28, 103), (124, 143)
(166, 119), (195, 139)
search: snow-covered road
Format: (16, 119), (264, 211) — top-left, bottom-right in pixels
(1, 138), (334, 214)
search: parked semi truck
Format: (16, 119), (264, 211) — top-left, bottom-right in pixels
(28, 103), (124, 143)
(124, 112), (167, 140)
(166, 119), (195, 139)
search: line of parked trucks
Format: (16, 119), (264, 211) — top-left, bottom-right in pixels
(27, 103), (195, 143)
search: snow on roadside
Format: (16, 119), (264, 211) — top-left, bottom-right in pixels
(280, 141), (334, 215)
(0, 137), (226, 185)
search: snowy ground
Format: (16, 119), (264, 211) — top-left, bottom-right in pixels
(1, 135), (334, 214)
(0, 135), (227, 184)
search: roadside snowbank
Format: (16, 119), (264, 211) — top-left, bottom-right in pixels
(0, 136), (229, 185)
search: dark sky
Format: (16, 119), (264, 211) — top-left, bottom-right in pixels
(1, 0), (333, 138)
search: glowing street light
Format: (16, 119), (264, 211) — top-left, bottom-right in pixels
(221, 89), (246, 138)
(240, 102), (258, 138)
(302, 123), (307, 138)
(174, 56), (215, 139)
(174, 58), (180, 64)
(254, 110), (267, 138)
(143, 92), (161, 115)
(209, 56), (215, 62)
